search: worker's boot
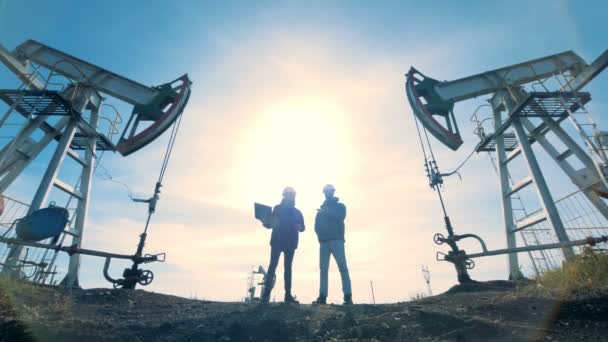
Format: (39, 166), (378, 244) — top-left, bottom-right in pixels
(313, 295), (326, 305)
(259, 287), (271, 304)
(343, 294), (353, 305)
(259, 295), (270, 304)
(284, 293), (299, 304)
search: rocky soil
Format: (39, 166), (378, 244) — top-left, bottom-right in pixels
(1, 280), (607, 341)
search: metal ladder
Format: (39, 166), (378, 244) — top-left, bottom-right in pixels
(0, 60), (124, 284)
(488, 152), (556, 275)
(472, 106), (555, 276)
(0, 61), (102, 287)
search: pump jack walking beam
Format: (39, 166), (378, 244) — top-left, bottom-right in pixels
(0, 40), (192, 156)
(407, 50), (607, 151)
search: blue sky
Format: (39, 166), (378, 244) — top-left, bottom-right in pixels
(0, 0), (607, 303)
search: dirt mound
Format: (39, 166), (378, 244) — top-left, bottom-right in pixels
(1, 280), (607, 341)
(446, 280), (522, 294)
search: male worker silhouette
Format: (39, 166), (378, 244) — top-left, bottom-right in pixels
(313, 184), (353, 305)
(260, 187), (305, 304)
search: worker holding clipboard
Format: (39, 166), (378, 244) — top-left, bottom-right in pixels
(254, 187), (305, 304)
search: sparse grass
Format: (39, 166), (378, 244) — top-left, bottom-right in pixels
(527, 248), (608, 295)
(0, 275), (73, 316)
(409, 291), (428, 301)
(0, 275), (39, 299)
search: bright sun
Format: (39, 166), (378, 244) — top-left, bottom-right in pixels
(230, 96), (358, 210)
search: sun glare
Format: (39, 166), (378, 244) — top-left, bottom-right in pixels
(231, 96), (358, 211)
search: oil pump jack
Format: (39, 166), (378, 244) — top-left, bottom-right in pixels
(0, 40), (191, 289)
(245, 265), (274, 303)
(406, 49), (608, 282)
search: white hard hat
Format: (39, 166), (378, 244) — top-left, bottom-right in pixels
(282, 187), (296, 195)
(322, 184), (336, 192)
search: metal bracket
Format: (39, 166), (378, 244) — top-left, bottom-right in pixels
(436, 251), (448, 262)
(144, 252), (166, 263)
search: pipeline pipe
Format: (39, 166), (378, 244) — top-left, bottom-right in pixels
(465, 235), (607, 259)
(0, 236), (157, 263)
(102, 257), (119, 284)
(455, 233), (489, 252)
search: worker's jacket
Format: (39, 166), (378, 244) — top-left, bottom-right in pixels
(314, 197), (346, 242)
(269, 200), (305, 251)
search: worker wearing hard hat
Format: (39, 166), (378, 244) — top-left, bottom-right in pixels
(260, 187), (305, 304)
(313, 184), (353, 305)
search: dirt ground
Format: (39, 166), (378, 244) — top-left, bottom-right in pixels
(1, 280), (607, 342)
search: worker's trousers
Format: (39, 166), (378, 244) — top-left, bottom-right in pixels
(262, 247), (295, 299)
(319, 240), (352, 297)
